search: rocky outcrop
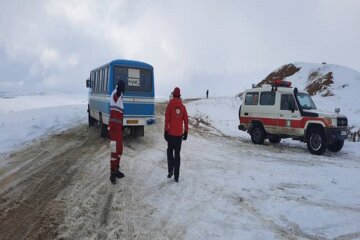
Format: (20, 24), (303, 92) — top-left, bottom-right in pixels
(306, 70), (334, 96)
(256, 64), (301, 87)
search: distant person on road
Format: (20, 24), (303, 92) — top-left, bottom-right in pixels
(164, 87), (189, 182)
(108, 80), (126, 184)
(206, 89), (209, 98)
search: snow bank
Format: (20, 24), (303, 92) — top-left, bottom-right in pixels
(186, 97), (248, 138)
(0, 93), (87, 155)
(0, 92), (87, 113)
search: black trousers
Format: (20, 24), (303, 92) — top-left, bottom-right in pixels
(167, 135), (182, 180)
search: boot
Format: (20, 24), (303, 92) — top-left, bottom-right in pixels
(110, 171), (116, 184)
(115, 168), (125, 178)
(167, 172), (173, 178)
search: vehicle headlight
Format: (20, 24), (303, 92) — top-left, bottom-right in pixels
(324, 117), (337, 127)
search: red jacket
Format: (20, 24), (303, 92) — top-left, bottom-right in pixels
(165, 97), (189, 137)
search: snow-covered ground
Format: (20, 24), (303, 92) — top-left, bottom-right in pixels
(187, 96), (243, 138)
(1, 93), (360, 239)
(170, 97), (360, 239)
(0, 92), (87, 155)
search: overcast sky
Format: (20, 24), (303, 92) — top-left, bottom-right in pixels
(0, 0), (359, 98)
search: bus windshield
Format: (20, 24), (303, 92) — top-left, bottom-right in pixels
(296, 93), (317, 110)
(113, 66), (152, 92)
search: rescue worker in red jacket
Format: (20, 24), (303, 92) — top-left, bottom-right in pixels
(164, 87), (189, 182)
(108, 80), (125, 184)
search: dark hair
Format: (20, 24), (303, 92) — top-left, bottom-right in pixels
(117, 80), (125, 95)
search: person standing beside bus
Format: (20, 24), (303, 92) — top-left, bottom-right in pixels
(164, 87), (189, 182)
(108, 80), (126, 184)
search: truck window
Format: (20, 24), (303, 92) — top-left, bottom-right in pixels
(260, 91), (275, 105)
(245, 92), (259, 105)
(296, 93), (317, 110)
(281, 94), (298, 110)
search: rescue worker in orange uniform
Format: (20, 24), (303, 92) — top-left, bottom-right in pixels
(164, 87), (189, 182)
(108, 80), (125, 184)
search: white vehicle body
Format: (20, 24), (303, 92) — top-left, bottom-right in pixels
(238, 81), (348, 155)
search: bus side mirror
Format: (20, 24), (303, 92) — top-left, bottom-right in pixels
(86, 79), (91, 88)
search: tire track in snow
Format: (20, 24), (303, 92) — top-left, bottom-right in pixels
(100, 192), (114, 226)
(237, 197), (326, 240)
(123, 178), (135, 239)
(0, 124), (102, 240)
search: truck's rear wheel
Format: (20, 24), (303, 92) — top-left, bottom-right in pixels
(306, 127), (327, 155)
(251, 126), (265, 145)
(327, 140), (344, 152)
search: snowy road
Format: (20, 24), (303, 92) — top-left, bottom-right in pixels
(0, 102), (360, 239)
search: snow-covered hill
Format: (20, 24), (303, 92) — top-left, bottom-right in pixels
(257, 62), (360, 133)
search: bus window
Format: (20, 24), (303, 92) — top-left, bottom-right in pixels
(98, 70), (102, 92)
(96, 70), (100, 92)
(113, 67), (127, 89)
(104, 67), (109, 92)
(101, 69), (105, 92)
(100, 70), (102, 92)
(94, 72), (96, 92)
(128, 68), (140, 87)
(93, 71), (96, 91)
(90, 72), (94, 89)
(113, 66), (152, 92)
(94, 72), (97, 91)
(98, 70), (101, 92)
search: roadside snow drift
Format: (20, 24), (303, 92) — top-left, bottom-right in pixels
(0, 92), (87, 155)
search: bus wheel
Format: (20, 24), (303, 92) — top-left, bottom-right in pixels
(327, 140), (344, 152)
(306, 127), (327, 155)
(99, 114), (109, 138)
(88, 110), (97, 127)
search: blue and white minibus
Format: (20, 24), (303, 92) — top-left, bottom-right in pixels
(86, 59), (156, 137)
